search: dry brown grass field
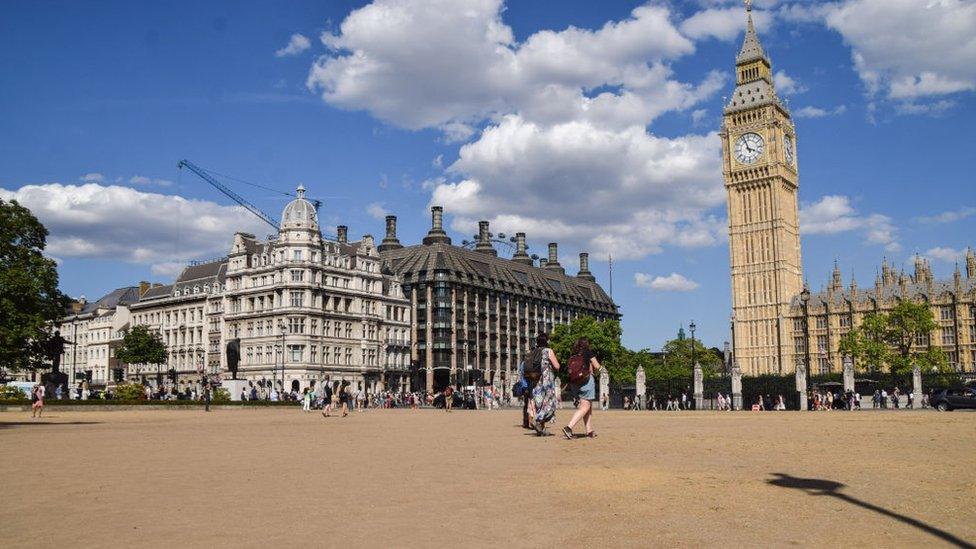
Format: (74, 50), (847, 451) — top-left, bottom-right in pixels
(2, 408), (974, 548)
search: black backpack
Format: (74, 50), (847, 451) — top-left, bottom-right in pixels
(523, 347), (544, 382)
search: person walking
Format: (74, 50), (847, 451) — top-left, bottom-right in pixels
(339, 381), (351, 417)
(321, 382), (334, 417)
(302, 388), (312, 412)
(562, 337), (602, 439)
(526, 333), (560, 436)
(31, 382), (45, 418)
(444, 385), (455, 412)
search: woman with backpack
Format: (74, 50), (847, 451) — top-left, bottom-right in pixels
(525, 333), (561, 436)
(563, 337), (602, 439)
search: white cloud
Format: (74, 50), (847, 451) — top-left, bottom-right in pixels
(774, 70), (805, 95)
(924, 247), (966, 263)
(307, 0), (703, 134)
(799, 195), (899, 251)
(366, 202), (389, 220)
(679, 7), (772, 41)
(429, 115), (727, 260)
(150, 261), (189, 278)
(915, 206), (976, 224)
(822, 0), (976, 108)
(129, 175), (173, 187)
(0, 183), (269, 277)
(276, 33), (311, 57)
(634, 272), (699, 292)
(691, 108), (708, 125)
(794, 104), (847, 118)
(309, 0), (735, 263)
(80, 173), (104, 183)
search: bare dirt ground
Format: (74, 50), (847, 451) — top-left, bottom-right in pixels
(2, 408), (974, 548)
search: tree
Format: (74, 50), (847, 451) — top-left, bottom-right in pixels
(655, 337), (722, 377)
(839, 302), (946, 375)
(885, 300), (937, 365)
(115, 325), (168, 370)
(549, 316), (624, 380)
(838, 314), (889, 373)
(0, 199), (69, 372)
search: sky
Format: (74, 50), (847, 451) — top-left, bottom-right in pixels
(1, 0), (974, 351)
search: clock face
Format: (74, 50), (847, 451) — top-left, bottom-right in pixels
(784, 135), (795, 165)
(733, 133), (765, 164)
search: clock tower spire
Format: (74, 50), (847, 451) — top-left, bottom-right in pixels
(722, 1), (803, 375)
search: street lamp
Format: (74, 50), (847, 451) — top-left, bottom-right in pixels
(278, 320), (287, 392)
(689, 320), (697, 370)
(800, 286), (812, 407)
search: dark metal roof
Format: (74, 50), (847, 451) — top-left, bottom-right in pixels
(65, 286), (140, 317)
(380, 242), (618, 315)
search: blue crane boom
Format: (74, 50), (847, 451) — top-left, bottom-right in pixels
(177, 159), (280, 231)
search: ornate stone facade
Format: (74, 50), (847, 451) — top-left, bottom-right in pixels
(786, 254), (976, 373)
(722, 3), (802, 375)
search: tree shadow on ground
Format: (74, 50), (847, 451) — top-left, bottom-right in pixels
(768, 473), (974, 549)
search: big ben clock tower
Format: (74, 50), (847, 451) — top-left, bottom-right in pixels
(722, 0), (803, 375)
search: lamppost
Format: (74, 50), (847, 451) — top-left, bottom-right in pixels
(800, 286), (812, 405)
(689, 320), (697, 370)
(278, 320), (287, 393)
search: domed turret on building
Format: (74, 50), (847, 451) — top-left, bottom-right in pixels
(281, 185), (318, 230)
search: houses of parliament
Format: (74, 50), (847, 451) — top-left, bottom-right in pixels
(723, 2), (975, 375)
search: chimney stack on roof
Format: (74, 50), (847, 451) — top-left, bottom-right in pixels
(422, 206), (452, 245)
(577, 252), (596, 282)
(544, 242), (564, 274)
(539, 258), (548, 268)
(474, 220), (497, 256)
(378, 215), (403, 252)
(337, 225), (348, 244)
(512, 232), (533, 265)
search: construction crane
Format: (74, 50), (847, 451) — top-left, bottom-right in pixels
(177, 159), (281, 231)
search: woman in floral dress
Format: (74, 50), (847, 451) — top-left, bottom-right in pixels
(530, 333), (561, 435)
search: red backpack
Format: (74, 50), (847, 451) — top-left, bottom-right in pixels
(568, 353), (590, 386)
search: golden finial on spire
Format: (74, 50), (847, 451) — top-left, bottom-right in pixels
(745, 0), (753, 12)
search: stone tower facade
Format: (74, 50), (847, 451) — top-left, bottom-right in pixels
(722, 2), (803, 375)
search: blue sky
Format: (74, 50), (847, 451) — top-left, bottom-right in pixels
(1, 0), (974, 351)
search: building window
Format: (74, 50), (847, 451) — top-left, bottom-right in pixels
(816, 335), (828, 353)
(288, 317), (305, 334)
(794, 337), (805, 353)
(940, 306), (953, 321)
(291, 270), (304, 282)
(817, 357), (829, 375)
(816, 316), (827, 330)
(290, 291), (304, 307)
(288, 345), (304, 362)
(942, 327), (956, 346)
(839, 315), (851, 328)
(915, 331), (930, 347)
(293, 250), (302, 261)
(310, 345), (318, 363)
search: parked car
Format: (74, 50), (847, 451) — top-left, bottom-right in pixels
(930, 388), (976, 411)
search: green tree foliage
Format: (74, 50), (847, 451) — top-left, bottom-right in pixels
(114, 382), (147, 400)
(644, 337), (723, 380)
(212, 388), (231, 404)
(115, 325), (168, 366)
(837, 302), (947, 374)
(0, 199), (69, 372)
(549, 316), (623, 380)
